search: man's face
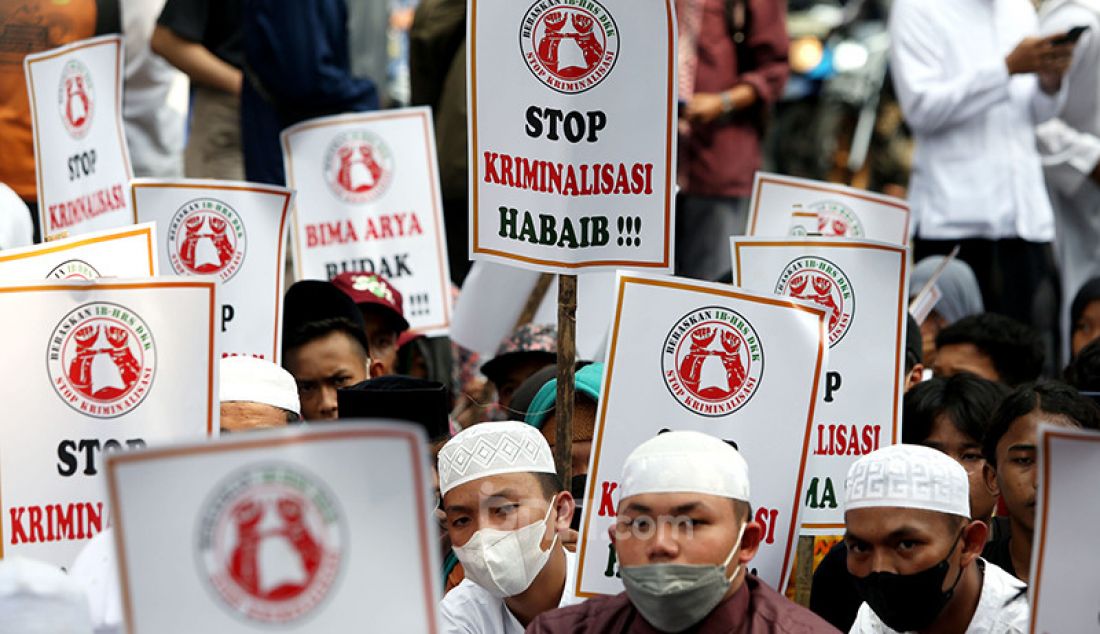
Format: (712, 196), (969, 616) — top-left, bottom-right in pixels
(361, 307), (399, 377)
(493, 357), (553, 410)
(987, 411), (1076, 533)
(284, 331), (369, 421)
(1071, 299), (1100, 357)
(922, 415), (997, 522)
(541, 398), (596, 476)
(219, 401), (289, 433)
(933, 343), (999, 382)
(845, 507), (978, 580)
(443, 472), (570, 551)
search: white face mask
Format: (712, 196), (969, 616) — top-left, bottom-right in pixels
(452, 498), (559, 598)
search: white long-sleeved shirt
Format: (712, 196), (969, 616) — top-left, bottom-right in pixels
(889, 0), (1065, 241)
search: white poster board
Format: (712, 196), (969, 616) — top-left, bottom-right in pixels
(132, 179), (293, 361)
(0, 223), (156, 282)
(25, 35), (133, 238)
(747, 173), (910, 245)
(281, 108), (452, 335)
(731, 238), (908, 534)
(106, 423), (440, 633)
(576, 272), (829, 597)
(0, 278), (219, 567)
(469, 0), (677, 273)
(1029, 425), (1100, 634)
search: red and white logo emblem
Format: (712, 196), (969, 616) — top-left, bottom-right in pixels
(520, 0), (620, 94)
(662, 307), (764, 417)
(198, 464), (344, 624)
(811, 201), (864, 238)
(46, 259), (101, 280)
(47, 302), (156, 418)
(167, 198), (247, 281)
(58, 59), (95, 139)
(775, 256), (855, 347)
(323, 131), (394, 203)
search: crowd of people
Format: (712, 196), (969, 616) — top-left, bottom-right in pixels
(2, 0), (1100, 632)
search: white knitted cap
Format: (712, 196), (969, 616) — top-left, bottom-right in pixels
(845, 444), (971, 518)
(0, 557), (94, 634)
(219, 356), (301, 416)
(620, 431), (750, 501)
(438, 421), (556, 495)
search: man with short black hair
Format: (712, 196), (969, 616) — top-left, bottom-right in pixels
(934, 313), (1044, 385)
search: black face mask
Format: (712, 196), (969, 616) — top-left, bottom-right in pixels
(852, 531), (966, 632)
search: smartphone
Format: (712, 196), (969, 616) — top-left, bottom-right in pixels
(1053, 25), (1089, 45)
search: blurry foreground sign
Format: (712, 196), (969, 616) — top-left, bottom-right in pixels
(0, 223), (156, 282)
(107, 423), (440, 633)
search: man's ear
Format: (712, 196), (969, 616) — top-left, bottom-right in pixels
(554, 491), (576, 531)
(982, 462), (1000, 498)
(906, 363), (926, 391)
(737, 521), (765, 565)
(369, 358), (386, 379)
(960, 520), (988, 566)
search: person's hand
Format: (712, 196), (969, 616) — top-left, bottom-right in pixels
(1007, 34), (1076, 77)
(1038, 39), (1075, 93)
(685, 92), (725, 125)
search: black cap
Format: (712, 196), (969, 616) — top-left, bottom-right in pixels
(337, 375), (450, 440)
(283, 280), (370, 355)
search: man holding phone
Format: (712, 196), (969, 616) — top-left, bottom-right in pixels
(890, 0), (1078, 368)
(1036, 0), (1100, 362)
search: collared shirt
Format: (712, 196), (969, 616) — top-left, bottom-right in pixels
(440, 549), (582, 634)
(850, 559), (1029, 634)
(889, 0), (1063, 241)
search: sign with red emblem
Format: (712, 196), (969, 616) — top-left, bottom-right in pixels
(0, 278), (218, 567)
(0, 223), (157, 282)
(576, 272), (829, 597)
(282, 109), (452, 336)
(746, 173), (910, 246)
(106, 422), (441, 633)
(25, 35), (133, 239)
(132, 179), (293, 361)
(731, 238), (909, 534)
(469, 0), (676, 273)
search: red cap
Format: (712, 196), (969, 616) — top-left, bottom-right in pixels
(331, 272), (410, 333)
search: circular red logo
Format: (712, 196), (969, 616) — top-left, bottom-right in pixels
(775, 256), (855, 347)
(323, 131), (394, 203)
(520, 0), (620, 94)
(46, 302), (156, 418)
(57, 59), (95, 139)
(167, 198), (247, 281)
(662, 307), (764, 417)
(810, 201), (864, 238)
(46, 259), (101, 280)
(197, 464), (344, 625)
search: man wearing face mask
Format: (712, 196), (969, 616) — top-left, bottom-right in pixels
(529, 430), (834, 633)
(844, 444), (1028, 633)
(437, 421), (581, 632)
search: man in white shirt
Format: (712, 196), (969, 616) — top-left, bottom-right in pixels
(890, 0), (1076, 349)
(437, 421), (581, 633)
(845, 445), (1028, 633)
(1036, 0), (1100, 358)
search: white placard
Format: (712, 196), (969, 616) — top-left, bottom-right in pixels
(281, 109), (452, 335)
(107, 422), (440, 633)
(731, 238), (908, 534)
(0, 222), (156, 282)
(469, 0), (676, 273)
(25, 35), (133, 238)
(450, 262), (614, 362)
(747, 172), (910, 245)
(576, 272), (829, 597)
(0, 278), (219, 567)
(132, 179), (293, 361)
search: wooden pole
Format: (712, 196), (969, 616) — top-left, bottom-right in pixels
(555, 274), (577, 485)
(794, 534), (815, 607)
(515, 273), (555, 329)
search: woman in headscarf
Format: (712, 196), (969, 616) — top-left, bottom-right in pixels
(1069, 277), (1100, 359)
(910, 256), (985, 368)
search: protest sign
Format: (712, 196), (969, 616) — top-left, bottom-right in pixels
(0, 222), (156, 282)
(731, 238), (908, 534)
(468, 0), (676, 273)
(0, 278), (219, 567)
(281, 108), (451, 335)
(132, 179), (292, 361)
(747, 173), (910, 245)
(1029, 425), (1100, 634)
(106, 422), (440, 633)
(575, 272), (829, 597)
(451, 262), (614, 361)
(25, 35), (133, 238)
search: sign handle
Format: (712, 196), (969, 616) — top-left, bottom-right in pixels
(555, 274), (577, 485)
(516, 273), (555, 329)
(794, 534), (815, 607)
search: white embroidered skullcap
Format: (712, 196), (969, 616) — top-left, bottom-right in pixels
(438, 421), (556, 495)
(845, 444), (970, 518)
(219, 356), (301, 416)
(620, 431), (750, 501)
(0, 557), (94, 633)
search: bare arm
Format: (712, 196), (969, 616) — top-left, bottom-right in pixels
(151, 25), (241, 96)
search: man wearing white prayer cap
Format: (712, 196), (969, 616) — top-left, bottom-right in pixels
(219, 356), (301, 433)
(0, 557), (93, 633)
(844, 444), (1028, 633)
(529, 430), (834, 633)
(437, 421), (580, 633)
